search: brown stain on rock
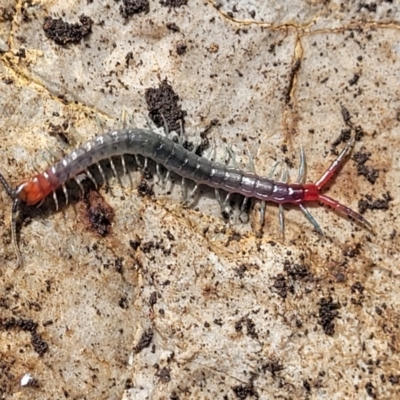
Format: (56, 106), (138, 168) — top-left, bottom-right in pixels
(79, 190), (115, 237)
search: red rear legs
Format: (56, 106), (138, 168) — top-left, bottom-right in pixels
(303, 138), (373, 233)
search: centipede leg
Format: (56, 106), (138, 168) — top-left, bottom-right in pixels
(62, 184), (69, 206)
(156, 164), (162, 182)
(134, 154), (143, 168)
(188, 184), (199, 204)
(318, 193), (374, 232)
(296, 147), (306, 183)
(299, 204), (323, 236)
(226, 145), (239, 168)
(162, 170), (170, 190)
(246, 146), (256, 172)
(259, 201), (266, 228)
(178, 119), (185, 145)
(215, 188), (222, 207)
(223, 192), (231, 206)
(279, 163), (289, 238)
(269, 161), (281, 179)
(239, 197), (250, 223)
(121, 155), (133, 189)
(143, 114), (156, 130)
(74, 176), (85, 198)
(181, 177), (189, 202)
(160, 113), (170, 138)
(315, 138), (355, 189)
(109, 158), (123, 187)
(52, 191), (59, 211)
(96, 162), (107, 185)
(85, 169), (98, 189)
(241, 196), (249, 212)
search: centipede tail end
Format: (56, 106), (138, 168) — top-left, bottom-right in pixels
(302, 138), (374, 234)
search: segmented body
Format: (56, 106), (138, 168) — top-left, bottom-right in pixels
(0, 126), (373, 266)
(31, 129), (305, 205)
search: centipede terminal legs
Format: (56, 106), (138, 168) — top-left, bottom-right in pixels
(278, 164), (289, 238)
(295, 148), (324, 235)
(305, 137), (374, 232)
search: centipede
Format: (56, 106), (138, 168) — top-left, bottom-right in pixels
(0, 124), (373, 266)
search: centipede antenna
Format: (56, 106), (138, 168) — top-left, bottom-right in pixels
(315, 138), (355, 190)
(296, 147), (306, 183)
(62, 184), (69, 205)
(0, 172), (16, 198)
(299, 204), (323, 236)
(11, 199), (22, 267)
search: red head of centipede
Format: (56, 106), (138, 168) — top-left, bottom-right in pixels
(16, 174), (54, 205)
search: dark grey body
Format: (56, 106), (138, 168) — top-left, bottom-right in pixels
(48, 128), (305, 204)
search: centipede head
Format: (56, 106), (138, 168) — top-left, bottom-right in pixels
(0, 172), (23, 267)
